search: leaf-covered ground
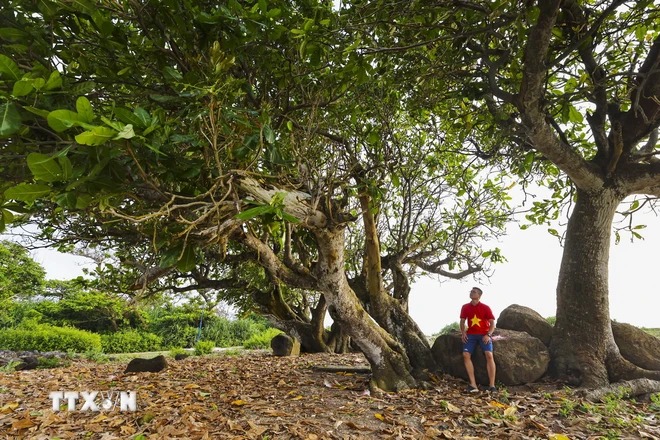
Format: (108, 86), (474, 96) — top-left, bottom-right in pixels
(1, 351), (659, 439)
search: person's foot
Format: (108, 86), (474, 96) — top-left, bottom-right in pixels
(485, 386), (497, 392)
(465, 385), (479, 393)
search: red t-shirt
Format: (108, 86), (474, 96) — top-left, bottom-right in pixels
(460, 302), (495, 335)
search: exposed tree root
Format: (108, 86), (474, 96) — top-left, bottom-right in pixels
(581, 378), (660, 402)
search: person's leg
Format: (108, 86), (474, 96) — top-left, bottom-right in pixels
(462, 351), (477, 389)
(479, 337), (496, 389)
(462, 335), (478, 390)
(484, 351), (496, 387)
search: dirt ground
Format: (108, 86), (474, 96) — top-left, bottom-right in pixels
(1, 351), (659, 439)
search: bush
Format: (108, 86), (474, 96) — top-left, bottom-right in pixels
(194, 340), (215, 355)
(202, 316), (267, 347)
(100, 330), (163, 354)
(243, 328), (283, 349)
(0, 323), (101, 353)
(35, 290), (144, 334)
(0, 300), (42, 329)
(169, 347), (188, 358)
(146, 305), (203, 348)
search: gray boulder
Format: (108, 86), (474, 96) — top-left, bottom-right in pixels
(271, 334), (300, 357)
(612, 321), (660, 371)
(431, 329), (550, 386)
(497, 304), (553, 346)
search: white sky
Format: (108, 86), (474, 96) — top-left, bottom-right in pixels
(13, 206), (660, 335)
(409, 216), (660, 334)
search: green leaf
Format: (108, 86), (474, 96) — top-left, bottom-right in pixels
(235, 205), (273, 220)
(4, 183), (51, 203)
(75, 126), (117, 146)
(114, 124), (135, 140)
(2, 208), (14, 224)
(133, 108), (151, 127)
(567, 105), (583, 123)
(45, 70), (62, 90)
(280, 212), (299, 223)
(12, 79), (34, 97)
(23, 106), (50, 119)
(76, 96), (95, 123)
(0, 27), (28, 41)
(114, 108), (147, 128)
(27, 152), (64, 182)
(0, 54), (22, 80)
(47, 109), (83, 132)
(0, 102), (21, 137)
(176, 245), (197, 272)
(163, 66), (183, 81)
(58, 156), (74, 180)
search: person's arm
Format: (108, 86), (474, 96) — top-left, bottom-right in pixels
(460, 318), (467, 342)
(487, 319), (496, 337)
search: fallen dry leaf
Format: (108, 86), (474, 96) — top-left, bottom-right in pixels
(0, 351), (657, 439)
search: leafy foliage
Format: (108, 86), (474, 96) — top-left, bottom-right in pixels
(194, 340), (215, 356)
(34, 286), (144, 333)
(100, 330), (162, 354)
(243, 327), (283, 349)
(0, 240), (46, 301)
(0, 322), (101, 353)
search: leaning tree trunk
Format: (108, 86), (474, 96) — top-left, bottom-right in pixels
(359, 194), (436, 378)
(550, 188), (660, 387)
(314, 226), (417, 391)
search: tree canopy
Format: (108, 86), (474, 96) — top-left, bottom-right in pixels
(0, 240), (46, 301)
(1, 0), (658, 391)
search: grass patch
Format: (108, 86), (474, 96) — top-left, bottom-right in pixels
(642, 328), (660, 338)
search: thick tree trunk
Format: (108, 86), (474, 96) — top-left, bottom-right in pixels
(358, 195), (437, 379)
(313, 227), (417, 391)
(550, 188), (623, 387)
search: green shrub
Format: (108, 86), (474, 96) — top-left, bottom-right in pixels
(0, 324), (101, 353)
(169, 347), (188, 358)
(100, 330), (163, 354)
(37, 357), (69, 369)
(35, 290), (144, 333)
(202, 317), (267, 347)
(243, 328), (282, 349)
(146, 305), (203, 348)
(194, 340), (215, 355)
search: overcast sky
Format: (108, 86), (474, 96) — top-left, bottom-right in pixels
(409, 214), (659, 335)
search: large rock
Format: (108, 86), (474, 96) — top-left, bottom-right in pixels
(497, 304), (553, 346)
(612, 321), (660, 370)
(431, 329), (550, 386)
(271, 334), (300, 357)
(124, 355), (167, 373)
(0, 350), (69, 370)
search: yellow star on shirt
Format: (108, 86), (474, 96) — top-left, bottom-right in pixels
(470, 315), (482, 328)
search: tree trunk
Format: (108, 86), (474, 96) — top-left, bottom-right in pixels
(550, 188), (621, 387)
(358, 194), (436, 378)
(313, 226), (417, 391)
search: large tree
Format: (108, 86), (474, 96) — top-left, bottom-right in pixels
(0, 240), (46, 301)
(0, 0), (511, 390)
(352, 0), (659, 387)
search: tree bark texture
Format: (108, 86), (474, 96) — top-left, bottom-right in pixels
(313, 227), (417, 391)
(359, 194), (436, 378)
(549, 188), (660, 387)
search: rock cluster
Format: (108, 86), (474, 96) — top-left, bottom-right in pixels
(0, 350), (70, 370)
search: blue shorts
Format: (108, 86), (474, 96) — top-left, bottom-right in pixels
(463, 334), (493, 354)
